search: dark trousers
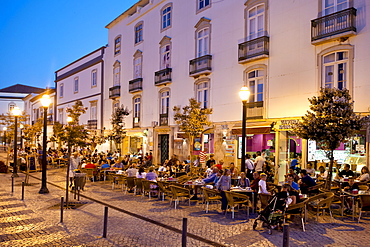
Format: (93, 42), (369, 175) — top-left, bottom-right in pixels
(220, 190), (228, 210)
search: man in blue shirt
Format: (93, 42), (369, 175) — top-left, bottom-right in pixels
(299, 169), (316, 194)
(287, 174), (299, 191)
(203, 167), (219, 184)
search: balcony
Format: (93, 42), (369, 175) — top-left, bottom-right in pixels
(133, 117), (140, 128)
(129, 78), (143, 93)
(109, 85), (121, 99)
(238, 36), (269, 63)
(246, 101), (264, 120)
(189, 55), (212, 77)
(87, 120), (98, 130)
(311, 8), (357, 44)
(159, 113), (168, 126)
(155, 68), (172, 86)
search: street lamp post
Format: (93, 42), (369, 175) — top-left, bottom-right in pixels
(39, 95), (51, 194)
(12, 107), (22, 178)
(239, 87), (250, 173)
(20, 124), (24, 150)
(65, 116), (73, 208)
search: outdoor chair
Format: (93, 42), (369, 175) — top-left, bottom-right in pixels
(142, 180), (158, 199)
(307, 192), (334, 222)
(258, 193), (272, 210)
(224, 191), (250, 219)
(112, 174), (126, 191)
(358, 194), (370, 223)
(169, 185), (191, 209)
(157, 181), (173, 201)
(134, 178), (144, 195)
(284, 200), (307, 232)
(124, 177), (136, 194)
(307, 182), (324, 196)
(358, 185), (369, 191)
(84, 168), (96, 182)
(202, 187), (222, 213)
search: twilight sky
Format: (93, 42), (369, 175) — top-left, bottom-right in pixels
(0, 0), (138, 90)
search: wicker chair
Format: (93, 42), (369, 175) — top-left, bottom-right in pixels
(358, 194), (370, 223)
(169, 185), (191, 209)
(307, 192), (335, 222)
(157, 181), (172, 201)
(134, 178), (144, 195)
(285, 200), (307, 232)
(202, 187), (222, 213)
(112, 174), (126, 191)
(124, 177), (136, 194)
(224, 191), (250, 219)
(142, 180), (158, 199)
(84, 168), (96, 182)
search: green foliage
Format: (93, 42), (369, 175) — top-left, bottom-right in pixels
(0, 112), (28, 141)
(173, 98), (213, 138)
(294, 88), (364, 151)
(23, 118), (43, 143)
(110, 105), (130, 145)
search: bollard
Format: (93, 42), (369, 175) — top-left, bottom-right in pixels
(60, 196), (64, 223)
(21, 182), (24, 200)
(182, 218), (188, 247)
(103, 206), (108, 238)
(283, 223), (289, 247)
(11, 177), (14, 193)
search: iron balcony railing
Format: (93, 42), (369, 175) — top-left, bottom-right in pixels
(155, 68), (172, 85)
(238, 36), (269, 62)
(109, 85), (121, 99)
(189, 55), (212, 76)
(129, 78), (143, 93)
(87, 120), (98, 130)
(159, 113), (168, 126)
(311, 8), (356, 42)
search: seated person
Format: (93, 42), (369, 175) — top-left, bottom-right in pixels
(338, 164), (354, 178)
(136, 167), (146, 178)
(258, 173), (271, 195)
(113, 159), (124, 169)
(286, 174), (299, 191)
(203, 167), (218, 184)
(317, 166), (328, 180)
(288, 168), (300, 182)
(236, 172), (250, 188)
(146, 167), (158, 181)
(305, 163), (316, 177)
(343, 177), (360, 214)
(126, 164), (138, 177)
(100, 161), (110, 169)
(298, 169), (316, 194)
(250, 172), (260, 192)
(213, 169), (223, 186)
(358, 166), (370, 182)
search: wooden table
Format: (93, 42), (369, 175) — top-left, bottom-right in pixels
(230, 187), (255, 213)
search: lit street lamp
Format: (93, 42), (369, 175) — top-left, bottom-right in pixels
(39, 94), (51, 194)
(239, 86), (250, 173)
(65, 116), (73, 208)
(11, 107), (22, 178)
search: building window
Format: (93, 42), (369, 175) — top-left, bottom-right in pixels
(198, 0), (210, 11)
(113, 61), (121, 86)
(135, 22), (143, 44)
(247, 69), (264, 103)
(113, 100), (120, 113)
(133, 97), (141, 125)
(60, 83), (64, 98)
(324, 0), (349, 15)
(90, 101), (97, 120)
(160, 90), (170, 114)
(247, 4), (265, 40)
(197, 28), (210, 57)
(196, 80), (209, 109)
(161, 44), (171, 69)
(74, 77), (79, 93)
(323, 51), (348, 90)
(8, 103), (15, 112)
(133, 50), (143, 79)
(58, 108), (63, 124)
(114, 35), (121, 55)
(91, 69), (97, 87)
(161, 4), (172, 30)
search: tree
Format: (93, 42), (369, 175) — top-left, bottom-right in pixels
(23, 119), (43, 147)
(110, 105), (130, 151)
(0, 112), (27, 143)
(293, 88), (364, 189)
(173, 98), (213, 163)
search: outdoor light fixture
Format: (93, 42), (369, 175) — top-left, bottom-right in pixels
(39, 94), (51, 194)
(67, 116), (73, 123)
(239, 86), (250, 173)
(3, 127), (7, 147)
(11, 107), (21, 177)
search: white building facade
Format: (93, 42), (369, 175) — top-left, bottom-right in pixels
(66, 0), (370, 171)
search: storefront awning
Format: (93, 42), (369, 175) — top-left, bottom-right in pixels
(231, 127), (272, 135)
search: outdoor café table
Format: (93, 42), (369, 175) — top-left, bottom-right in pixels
(103, 169), (118, 181)
(342, 190), (368, 220)
(183, 180), (205, 200)
(230, 187), (255, 213)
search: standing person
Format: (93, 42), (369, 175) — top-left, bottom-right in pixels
(245, 154), (255, 180)
(216, 169), (231, 214)
(254, 151), (265, 173)
(258, 173), (271, 195)
(290, 155), (299, 170)
(206, 154), (216, 168)
(69, 152), (81, 186)
(215, 160), (224, 171)
(229, 162), (239, 186)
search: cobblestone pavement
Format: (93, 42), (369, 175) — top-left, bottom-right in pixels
(1, 166), (370, 246)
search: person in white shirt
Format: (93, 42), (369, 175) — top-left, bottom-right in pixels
(254, 151), (265, 172)
(305, 163), (316, 176)
(258, 173), (271, 195)
(136, 167), (146, 179)
(358, 166), (370, 182)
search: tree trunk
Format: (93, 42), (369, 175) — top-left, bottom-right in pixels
(325, 150), (334, 190)
(189, 135), (194, 166)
